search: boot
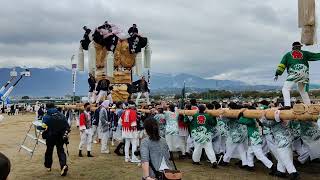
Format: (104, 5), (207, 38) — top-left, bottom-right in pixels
(78, 150), (83, 157)
(269, 165), (277, 176)
(289, 172), (300, 180)
(192, 161), (201, 165)
(114, 142), (124, 156)
(219, 161), (229, 166)
(87, 151), (94, 157)
(212, 162), (218, 168)
(274, 171), (287, 178)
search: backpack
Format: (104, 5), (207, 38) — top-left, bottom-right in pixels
(42, 113), (68, 139)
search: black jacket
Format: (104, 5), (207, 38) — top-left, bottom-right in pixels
(96, 79), (110, 92)
(132, 80), (150, 93)
(80, 29), (91, 50)
(128, 27), (138, 36)
(88, 77), (96, 92)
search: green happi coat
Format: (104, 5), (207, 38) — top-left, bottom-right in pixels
(275, 50), (320, 91)
(225, 118), (247, 144)
(185, 113), (217, 144)
(238, 117), (262, 146)
(261, 120), (293, 148)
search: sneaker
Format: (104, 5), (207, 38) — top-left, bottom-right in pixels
(131, 158), (141, 163)
(60, 165), (68, 176)
(101, 150), (110, 154)
(111, 141), (115, 146)
(125, 158), (130, 162)
(93, 140), (98, 144)
(46, 168), (51, 172)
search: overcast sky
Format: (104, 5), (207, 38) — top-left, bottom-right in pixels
(0, 0), (320, 85)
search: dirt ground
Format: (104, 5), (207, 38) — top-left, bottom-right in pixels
(0, 114), (319, 180)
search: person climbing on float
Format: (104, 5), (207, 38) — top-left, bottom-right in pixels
(95, 75), (111, 104)
(88, 73), (96, 103)
(128, 24), (139, 37)
(275, 41), (320, 109)
(133, 76), (150, 105)
(80, 26), (92, 51)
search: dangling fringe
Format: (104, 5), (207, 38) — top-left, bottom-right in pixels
(88, 41), (96, 75)
(144, 41), (151, 68)
(135, 52), (143, 76)
(106, 51), (114, 77)
(78, 44), (85, 72)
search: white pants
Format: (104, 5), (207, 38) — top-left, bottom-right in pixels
(88, 92), (96, 104)
(276, 147), (297, 174)
(292, 138), (309, 164)
(125, 138), (138, 161)
(247, 145), (273, 168)
(223, 142), (248, 166)
(212, 135), (222, 154)
(96, 90), (107, 104)
(186, 136), (194, 153)
(220, 136), (227, 154)
(282, 81), (310, 107)
(91, 125), (99, 142)
(136, 92), (150, 105)
(101, 131), (110, 153)
(79, 129), (93, 151)
(165, 135), (186, 155)
(193, 141), (217, 163)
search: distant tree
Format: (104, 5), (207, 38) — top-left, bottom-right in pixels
(153, 95), (162, 101)
(174, 94), (182, 100)
(21, 96), (30, 99)
(44, 96), (50, 99)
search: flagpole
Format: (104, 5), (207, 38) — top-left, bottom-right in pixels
(71, 55), (76, 105)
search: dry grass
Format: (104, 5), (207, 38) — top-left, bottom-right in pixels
(0, 114), (319, 180)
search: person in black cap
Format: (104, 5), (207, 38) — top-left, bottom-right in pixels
(274, 41), (320, 109)
(128, 24), (139, 37)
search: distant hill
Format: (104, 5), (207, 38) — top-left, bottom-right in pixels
(0, 67), (280, 97)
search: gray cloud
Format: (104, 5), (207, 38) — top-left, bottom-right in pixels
(1, 0), (320, 85)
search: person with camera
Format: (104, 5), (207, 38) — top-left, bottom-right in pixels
(42, 103), (70, 176)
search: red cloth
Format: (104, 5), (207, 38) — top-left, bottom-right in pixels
(121, 109), (137, 132)
(79, 112), (91, 130)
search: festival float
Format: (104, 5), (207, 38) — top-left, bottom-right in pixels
(78, 22), (151, 102)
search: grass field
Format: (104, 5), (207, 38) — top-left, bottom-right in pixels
(0, 114), (319, 180)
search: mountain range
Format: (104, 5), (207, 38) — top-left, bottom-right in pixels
(0, 67), (282, 97)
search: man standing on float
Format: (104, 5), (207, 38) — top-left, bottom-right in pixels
(275, 42), (320, 109)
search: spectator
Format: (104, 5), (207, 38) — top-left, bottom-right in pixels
(140, 118), (175, 180)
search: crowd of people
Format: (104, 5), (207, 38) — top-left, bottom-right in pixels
(36, 98), (318, 179)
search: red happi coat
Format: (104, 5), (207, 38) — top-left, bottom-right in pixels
(121, 109), (138, 138)
(79, 111), (91, 130)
